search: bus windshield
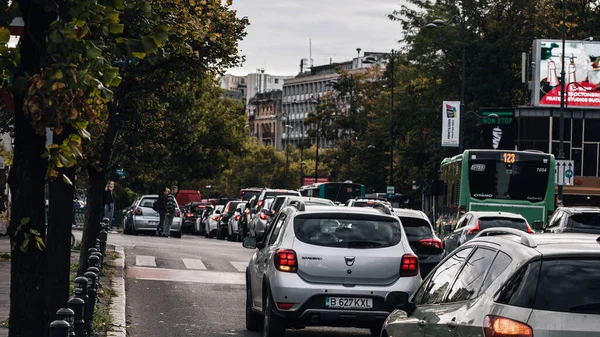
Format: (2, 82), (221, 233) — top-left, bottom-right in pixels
(323, 183), (364, 203)
(468, 157), (550, 202)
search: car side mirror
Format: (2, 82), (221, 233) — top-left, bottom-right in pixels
(531, 220), (544, 231)
(385, 291), (415, 315)
(242, 237), (257, 249)
(443, 224), (452, 233)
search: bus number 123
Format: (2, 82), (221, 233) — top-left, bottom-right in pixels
(503, 153), (515, 164)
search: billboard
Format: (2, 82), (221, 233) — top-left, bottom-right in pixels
(480, 108), (515, 150)
(533, 39), (600, 108)
(441, 101), (460, 147)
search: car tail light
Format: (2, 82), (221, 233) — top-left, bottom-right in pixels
(235, 215), (241, 221)
(135, 207), (142, 215)
(459, 205), (466, 216)
(186, 213), (194, 218)
(259, 212), (269, 220)
(175, 209), (181, 217)
(400, 254), (419, 277)
(257, 200), (263, 208)
(245, 208), (250, 215)
(483, 315), (532, 337)
(420, 238), (443, 249)
(526, 225), (535, 234)
(212, 215), (220, 221)
(274, 249), (297, 273)
(277, 302), (294, 310)
(466, 220), (481, 235)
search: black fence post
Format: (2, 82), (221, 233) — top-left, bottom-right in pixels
(49, 320), (70, 337)
(73, 276), (89, 337)
(83, 270), (98, 335)
(56, 308), (75, 337)
(68, 297), (85, 337)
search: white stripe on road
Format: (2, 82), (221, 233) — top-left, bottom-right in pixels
(230, 262), (248, 273)
(182, 258), (207, 270)
(135, 255), (156, 267)
(127, 266), (245, 285)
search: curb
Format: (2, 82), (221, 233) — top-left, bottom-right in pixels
(107, 245), (126, 337)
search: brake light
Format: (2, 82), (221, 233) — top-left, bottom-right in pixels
(483, 315), (532, 337)
(257, 200), (263, 207)
(135, 207), (142, 215)
(400, 254), (419, 277)
(175, 209), (181, 217)
(212, 215), (220, 221)
(235, 215), (241, 221)
(420, 238), (443, 249)
(259, 212), (269, 220)
(274, 249), (297, 273)
(459, 205), (466, 216)
(526, 225), (535, 234)
(277, 302), (294, 310)
(245, 208), (250, 215)
(186, 213), (194, 218)
(466, 220), (481, 235)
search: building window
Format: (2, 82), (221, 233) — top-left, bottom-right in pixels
(572, 119), (583, 147)
(583, 143), (598, 176)
(585, 119), (600, 142)
(241, 78), (245, 84)
(552, 117), (571, 142)
(572, 148), (583, 176)
(275, 79), (279, 84)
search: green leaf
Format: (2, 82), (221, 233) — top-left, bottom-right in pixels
(109, 23), (124, 34)
(75, 121), (88, 129)
(30, 229), (40, 236)
(114, 0), (125, 10)
(0, 27), (9, 44)
(141, 36), (158, 54)
(20, 217), (30, 226)
(20, 238), (29, 253)
(131, 52), (146, 59)
(86, 45), (102, 59)
(49, 29), (63, 44)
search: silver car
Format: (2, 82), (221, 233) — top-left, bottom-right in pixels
(128, 195), (183, 237)
(228, 202), (247, 242)
(242, 203), (422, 337)
(204, 205), (224, 238)
(382, 228), (600, 337)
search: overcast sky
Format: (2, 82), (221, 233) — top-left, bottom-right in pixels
(226, 0), (408, 76)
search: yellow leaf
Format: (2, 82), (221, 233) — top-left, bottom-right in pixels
(52, 82), (66, 90)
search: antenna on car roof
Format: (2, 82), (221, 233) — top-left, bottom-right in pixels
(474, 228), (537, 248)
(372, 201), (391, 215)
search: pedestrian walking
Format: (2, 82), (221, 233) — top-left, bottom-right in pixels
(102, 181), (116, 232)
(164, 187), (177, 237)
(156, 187), (168, 236)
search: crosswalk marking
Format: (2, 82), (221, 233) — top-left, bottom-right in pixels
(230, 262), (248, 273)
(182, 258), (207, 270)
(127, 266), (245, 285)
(135, 255), (156, 267)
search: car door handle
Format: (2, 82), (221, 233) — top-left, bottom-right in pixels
(417, 320), (427, 327)
(447, 321), (457, 328)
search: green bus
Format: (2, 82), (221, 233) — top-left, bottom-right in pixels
(298, 181), (366, 204)
(436, 149), (556, 228)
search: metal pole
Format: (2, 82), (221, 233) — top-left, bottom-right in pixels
(558, 0), (566, 203)
(459, 6), (466, 153)
(348, 75), (353, 181)
(315, 128), (319, 182)
(389, 50), (395, 187)
(283, 96), (289, 183)
(300, 149), (304, 187)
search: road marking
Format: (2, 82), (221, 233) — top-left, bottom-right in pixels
(127, 266), (245, 285)
(182, 258), (207, 270)
(135, 255), (156, 267)
(230, 262), (247, 273)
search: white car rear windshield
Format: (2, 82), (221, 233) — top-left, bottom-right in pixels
(294, 216), (402, 248)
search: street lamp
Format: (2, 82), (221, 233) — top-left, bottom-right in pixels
(557, 0), (566, 204)
(426, 6), (466, 153)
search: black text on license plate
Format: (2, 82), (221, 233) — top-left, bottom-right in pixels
(325, 297), (373, 309)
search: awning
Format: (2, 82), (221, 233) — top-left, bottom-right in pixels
(555, 186), (600, 196)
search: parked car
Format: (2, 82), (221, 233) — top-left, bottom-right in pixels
(382, 228), (600, 337)
(243, 203), (421, 337)
(239, 195), (258, 239)
(195, 205), (214, 236)
(346, 198), (393, 209)
(264, 195), (336, 232)
(227, 202), (247, 242)
(533, 206), (600, 234)
(393, 208), (444, 277)
(219, 200), (244, 240)
(204, 205), (224, 238)
(442, 211), (534, 255)
(183, 202), (211, 235)
(123, 195), (183, 237)
(240, 187), (263, 201)
(248, 188), (301, 239)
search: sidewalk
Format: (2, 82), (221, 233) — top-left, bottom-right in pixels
(0, 235), (126, 337)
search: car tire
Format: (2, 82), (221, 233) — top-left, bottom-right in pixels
(245, 277), (262, 331)
(263, 287), (286, 337)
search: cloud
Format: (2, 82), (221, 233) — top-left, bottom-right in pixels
(227, 0), (408, 76)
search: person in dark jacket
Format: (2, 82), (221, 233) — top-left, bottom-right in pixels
(102, 181), (116, 232)
(164, 186), (177, 237)
(156, 187), (168, 236)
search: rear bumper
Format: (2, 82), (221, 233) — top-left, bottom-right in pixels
(133, 217), (182, 232)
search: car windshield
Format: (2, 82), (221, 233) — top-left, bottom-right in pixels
(398, 217), (432, 237)
(294, 216), (402, 249)
(479, 217), (529, 232)
(568, 213), (600, 230)
(139, 197), (157, 208)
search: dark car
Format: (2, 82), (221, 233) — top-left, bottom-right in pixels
(533, 206), (600, 235)
(185, 202), (212, 235)
(393, 208), (444, 277)
(240, 187), (262, 201)
(248, 188), (301, 239)
(218, 199), (244, 240)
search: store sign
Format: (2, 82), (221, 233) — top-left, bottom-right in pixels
(532, 39), (600, 108)
(441, 101), (460, 147)
(481, 108), (515, 150)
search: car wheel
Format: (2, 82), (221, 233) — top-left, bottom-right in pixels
(263, 287), (286, 337)
(245, 277), (262, 331)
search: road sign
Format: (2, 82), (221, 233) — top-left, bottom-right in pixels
(116, 169), (126, 178)
(555, 160), (574, 186)
(386, 186), (395, 198)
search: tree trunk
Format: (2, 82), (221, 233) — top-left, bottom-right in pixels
(45, 126), (75, 334)
(77, 102), (120, 275)
(8, 1), (53, 336)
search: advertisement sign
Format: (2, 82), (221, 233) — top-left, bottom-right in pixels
(441, 101), (460, 147)
(533, 39), (600, 108)
(480, 108), (515, 150)
(302, 177), (329, 185)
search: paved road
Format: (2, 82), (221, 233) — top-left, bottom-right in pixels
(106, 233), (372, 337)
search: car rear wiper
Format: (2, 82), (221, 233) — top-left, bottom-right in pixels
(569, 302), (600, 314)
(347, 241), (383, 248)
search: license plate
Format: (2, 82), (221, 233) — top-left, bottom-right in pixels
(325, 297), (372, 309)
(149, 221), (159, 225)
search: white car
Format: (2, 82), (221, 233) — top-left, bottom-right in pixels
(204, 205), (224, 238)
(123, 195), (183, 237)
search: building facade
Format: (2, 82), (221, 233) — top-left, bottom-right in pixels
(248, 91), (281, 147)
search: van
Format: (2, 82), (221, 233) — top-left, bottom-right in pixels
(175, 190), (202, 206)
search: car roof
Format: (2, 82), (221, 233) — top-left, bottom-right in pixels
(558, 206), (600, 213)
(467, 211), (526, 219)
(291, 205), (396, 218)
(471, 232), (600, 257)
(393, 208), (429, 220)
